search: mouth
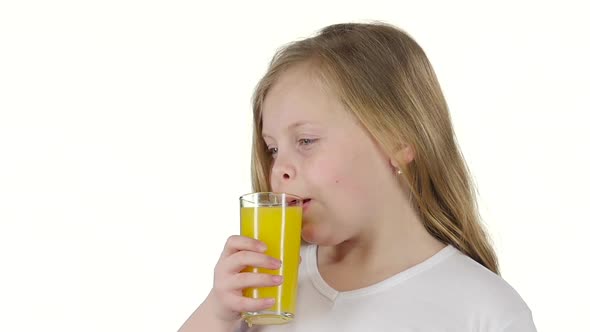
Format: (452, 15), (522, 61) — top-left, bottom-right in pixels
(287, 197), (312, 211)
(287, 197), (310, 205)
(302, 198), (312, 211)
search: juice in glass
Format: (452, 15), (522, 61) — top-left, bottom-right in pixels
(239, 193), (302, 326)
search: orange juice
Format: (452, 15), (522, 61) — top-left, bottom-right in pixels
(240, 206), (302, 325)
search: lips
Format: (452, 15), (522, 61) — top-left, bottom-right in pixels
(302, 198), (311, 211)
(287, 197), (312, 211)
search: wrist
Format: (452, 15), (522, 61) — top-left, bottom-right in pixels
(178, 293), (239, 332)
(201, 292), (241, 328)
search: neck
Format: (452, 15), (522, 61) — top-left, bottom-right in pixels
(319, 199), (446, 279)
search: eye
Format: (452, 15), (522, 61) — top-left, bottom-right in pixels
(267, 147), (278, 158)
(298, 138), (317, 146)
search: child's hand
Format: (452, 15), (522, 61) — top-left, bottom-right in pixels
(205, 235), (283, 323)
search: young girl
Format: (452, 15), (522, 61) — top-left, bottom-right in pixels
(180, 22), (536, 332)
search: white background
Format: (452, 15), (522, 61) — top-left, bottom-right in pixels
(1, 1), (588, 331)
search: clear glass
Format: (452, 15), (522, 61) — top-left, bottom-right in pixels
(239, 192), (303, 326)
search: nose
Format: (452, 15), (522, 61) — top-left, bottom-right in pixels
(270, 153), (296, 190)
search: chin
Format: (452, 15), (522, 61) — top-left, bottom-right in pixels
(301, 222), (342, 246)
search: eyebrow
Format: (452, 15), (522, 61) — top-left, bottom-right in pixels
(262, 121), (314, 138)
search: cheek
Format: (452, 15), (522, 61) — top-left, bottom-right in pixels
(307, 150), (374, 203)
(304, 152), (348, 188)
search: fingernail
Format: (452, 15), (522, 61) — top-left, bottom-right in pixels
(258, 244), (267, 252)
(272, 275), (283, 284)
(265, 298), (275, 305)
(273, 259), (282, 268)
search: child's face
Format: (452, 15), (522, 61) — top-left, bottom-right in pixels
(261, 64), (399, 245)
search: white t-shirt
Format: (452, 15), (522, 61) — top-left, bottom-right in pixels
(238, 244), (536, 332)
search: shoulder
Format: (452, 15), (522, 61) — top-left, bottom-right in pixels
(419, 246), (534, 329)
(442, 248), (528, 306)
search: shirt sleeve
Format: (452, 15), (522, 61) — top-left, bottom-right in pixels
(501, 309), (537, 332)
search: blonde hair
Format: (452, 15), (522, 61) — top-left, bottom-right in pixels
(250, 22), (500, 274)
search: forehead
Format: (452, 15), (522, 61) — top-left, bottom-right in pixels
(261, 65), (347, 132)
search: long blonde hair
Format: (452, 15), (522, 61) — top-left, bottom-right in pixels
(249, 22), (500, 274)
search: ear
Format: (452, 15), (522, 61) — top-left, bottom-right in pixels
(389, 144), (415, 169)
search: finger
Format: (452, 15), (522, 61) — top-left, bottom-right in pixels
(221, 251), (281, 274)
(229, 272), (283, 290)
(221, 235), (267, 259)
(228, 294), (276, 313)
